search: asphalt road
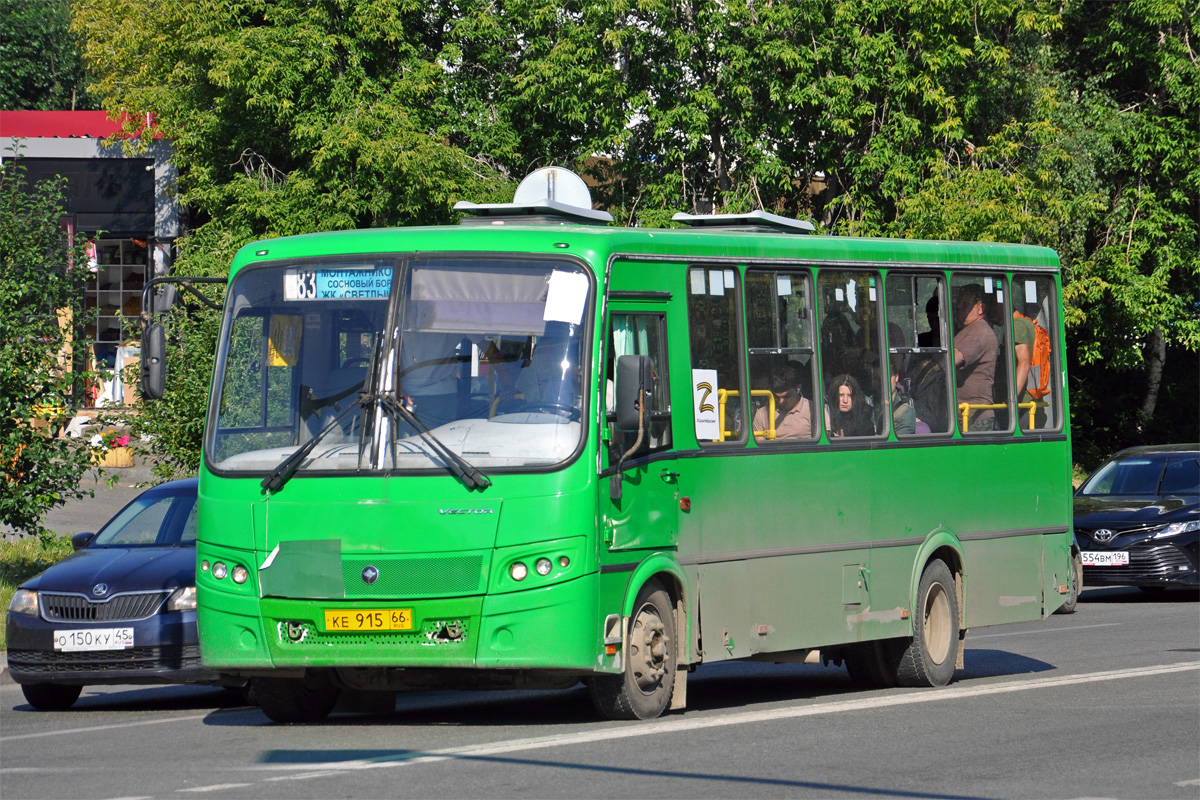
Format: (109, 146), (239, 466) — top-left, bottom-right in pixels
(1, 585), (1197, 800)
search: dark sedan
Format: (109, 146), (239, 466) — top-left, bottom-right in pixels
(5, 478), (238, 710)
(1074, 444), (1200, 592)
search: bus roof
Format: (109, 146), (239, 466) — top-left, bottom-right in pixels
(229, 223), (1060, 277)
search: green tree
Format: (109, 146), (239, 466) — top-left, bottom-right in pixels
(0, 156), (97, 536)
(0, 0), (97, 110)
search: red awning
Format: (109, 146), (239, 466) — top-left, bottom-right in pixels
(0, 110), (158, 139)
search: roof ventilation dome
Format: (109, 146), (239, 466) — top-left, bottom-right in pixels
(455, 167), (614, 226)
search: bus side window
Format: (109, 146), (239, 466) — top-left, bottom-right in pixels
(1012, 275), (1061, 432)
(687, 266), (746, 443)
(950, 275), (1011, 434)
(817, 270), (886, 438)
(886, 274), (949, 435)
(745, 269), (817, 443)
(607, 313), (672, 460)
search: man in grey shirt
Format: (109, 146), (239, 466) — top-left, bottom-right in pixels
(952, 284), (997, 432)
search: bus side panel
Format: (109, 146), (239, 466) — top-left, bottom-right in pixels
(960, 536), (1045, 626)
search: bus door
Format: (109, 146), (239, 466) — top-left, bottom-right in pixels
(602, 308), (678, 552)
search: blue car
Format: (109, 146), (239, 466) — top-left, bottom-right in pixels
(6, 478), (238, 710)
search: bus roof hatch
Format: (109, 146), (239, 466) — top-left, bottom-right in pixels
(671, 209), (816, 234)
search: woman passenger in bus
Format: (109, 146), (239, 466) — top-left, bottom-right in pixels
(825, 374), (875, 437)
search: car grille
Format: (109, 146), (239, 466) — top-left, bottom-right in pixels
(40, 591), (170, 622)
(7, 644), (203, 674)
(1083, 543), (1193, 582)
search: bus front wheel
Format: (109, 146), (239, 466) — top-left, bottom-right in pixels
(894, 559), (959, 687)
(590, 579), (676, 720)
(253, 670), (341, 723)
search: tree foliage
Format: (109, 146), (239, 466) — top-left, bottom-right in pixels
(0, 0), (97, 110)
(0, 157), (97, 535)
(68, 0), (1198, 473)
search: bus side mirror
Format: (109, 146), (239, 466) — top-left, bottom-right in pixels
(615, 355), (653, 431)
(141, 322), (166, 400)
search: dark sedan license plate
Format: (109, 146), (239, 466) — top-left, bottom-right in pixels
(54, 628), (134, 652)
(324, 609), (413, 632)
(1082, 551), (1129, 566)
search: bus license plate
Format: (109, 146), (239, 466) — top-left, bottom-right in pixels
(324, 609), (413, 632)
(53, 628), (134, 652)
(1082, 551), (1129, 566)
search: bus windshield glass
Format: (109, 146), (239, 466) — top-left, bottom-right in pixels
(209, 256), (591, 474)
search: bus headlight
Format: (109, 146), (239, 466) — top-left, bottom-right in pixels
(212, 561), (228, 580)
(231, 565), (249, 584)
(510, 562), (528, 581)
(535, 558), (553, 576)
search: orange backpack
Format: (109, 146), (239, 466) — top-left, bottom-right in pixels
(1013, 311), (1051, 399)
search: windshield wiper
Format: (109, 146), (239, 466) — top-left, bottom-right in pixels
(261, 399), (365, 493)
(379, 393), (491, 491)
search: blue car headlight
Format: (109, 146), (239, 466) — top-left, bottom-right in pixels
(1152, 521), (1199, 539)
(7, 588), (39, 617)
(165, 586), (198, 612)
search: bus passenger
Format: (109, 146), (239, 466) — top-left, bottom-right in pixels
(891, 374), (918, 435)
(952, 284), (998, 431)
(826, 374), (875, 437)
(753, 363), (813, 441)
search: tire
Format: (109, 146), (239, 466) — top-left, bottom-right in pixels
(21, 683), (83, 711)
(252, 670), (340, 723)
(894, 559), (959, 687)
(590, 579), (676, 720)
(1056, 550), (1082, 614)
(844, 640), (899, 688)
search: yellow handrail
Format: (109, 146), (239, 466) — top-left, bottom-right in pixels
(958, 401), (1049, 431)
(718, 389), (776, 441)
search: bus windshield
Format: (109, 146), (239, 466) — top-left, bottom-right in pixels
(209, 255), (592, 475)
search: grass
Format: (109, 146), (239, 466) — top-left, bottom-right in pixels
(0, 535), (74, 651)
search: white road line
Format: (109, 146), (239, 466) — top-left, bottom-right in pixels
(0, 708), (257, 743)
(1175, 778), (1200, 787)
(245, 661), (1200, 775)
(970, 623), (1124, 639)
(176, 784), (254, 793)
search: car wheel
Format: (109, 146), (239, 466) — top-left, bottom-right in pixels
(894, 559), (959, 687)
(21, 683), (83, 711)
(590, 579), (676, 720)
(1056, 550), (1083, 614)
(253, 670), (340, 723)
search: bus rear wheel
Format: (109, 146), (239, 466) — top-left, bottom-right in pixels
(253, 670), (341, 723)
(590, 579), (676, 720)
(844, 640), (899, 688)
(894, 559), (959, 687)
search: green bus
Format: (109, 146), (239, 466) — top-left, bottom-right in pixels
(175, 169), (1075, 722)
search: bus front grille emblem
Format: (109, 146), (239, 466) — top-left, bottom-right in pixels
(361, 566), (379, 585)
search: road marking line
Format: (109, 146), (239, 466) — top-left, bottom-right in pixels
(246, 661), (1200, 774)
(1175, 778), (1200, 787)
(970, 623), (1124, 639)
(176, 784), (254, 793)
(0, 708), (257, 743)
